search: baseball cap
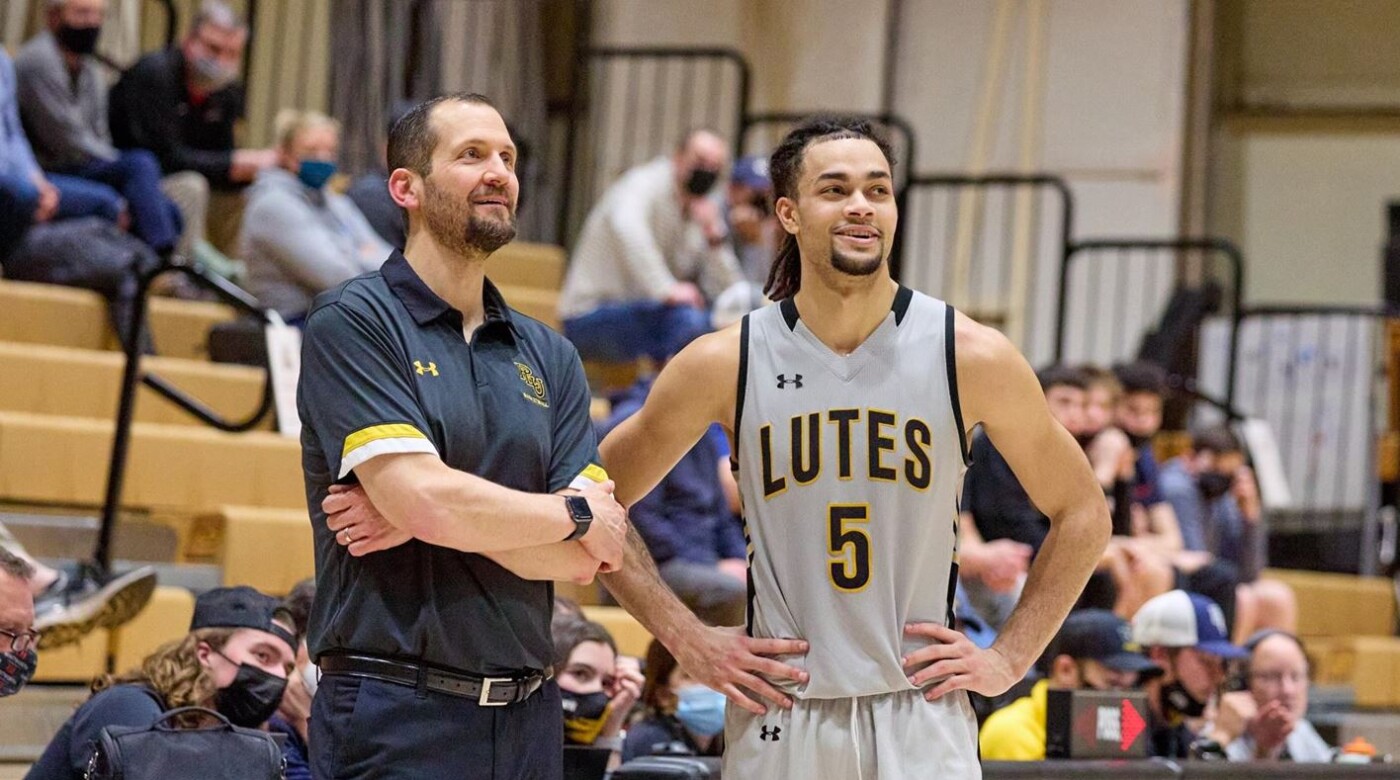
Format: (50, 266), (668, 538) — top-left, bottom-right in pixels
(1049, 609), (1161, 677)
(190, 586), (297, 655)
(1131, 590), (1247, 660)
(731, 155), (771, 190)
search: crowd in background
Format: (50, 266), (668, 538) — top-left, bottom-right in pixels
(0, 0), (1349, 775)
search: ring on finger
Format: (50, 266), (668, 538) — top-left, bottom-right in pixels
(341, 528), (354, 544)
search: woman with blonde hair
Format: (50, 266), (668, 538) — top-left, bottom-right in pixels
(26, 587), (296, 780)
(238, 109), (389, 323)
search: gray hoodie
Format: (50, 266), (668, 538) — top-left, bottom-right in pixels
(238, 166), (390, 318)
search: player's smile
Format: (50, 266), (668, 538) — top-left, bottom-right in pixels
(833, 224), (881, 249)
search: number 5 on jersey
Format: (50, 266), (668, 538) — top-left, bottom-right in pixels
(828, 504), (871, 592)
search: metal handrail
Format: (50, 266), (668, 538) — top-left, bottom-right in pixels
(95, 259), (275, 571)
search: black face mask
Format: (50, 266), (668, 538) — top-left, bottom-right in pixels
(55, 23), (101, 56)
(685, 168), (720, 196)
(1198, 472), (1233, 501)
(1125, 432), (1152, 449)
(1160, 679), (1208, 720)
(213, 656), (287, 728)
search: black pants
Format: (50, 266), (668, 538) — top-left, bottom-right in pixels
(310, 673), (564, 780)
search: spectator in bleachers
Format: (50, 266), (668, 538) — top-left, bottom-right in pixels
(958, 365), (1088, 627)
(0, 48), (124, 262)
(1132, 589), (1248, 759)
(269, 578), (316, 780)
(0, 548), (38, 698)
(603, 379), (747, 626)
(1112, 363), (1244, 635)
(727, 154), (777, 285)
(1210, 630), (1330, 762)
(15, 0), (184, 257)
(1160, 427), (1298, 638)
(559, 129), (743, 363)
(107, 0), (270, 275)
(27, 586), (296, 779)
(1079, 365), (1135, 490)
(238, 110), (389, 323)
(623, 639), (726, 763)
(554, 618), (643, 769)
(979, 609), (1161, 760)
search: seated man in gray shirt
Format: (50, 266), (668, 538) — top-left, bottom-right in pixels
(15, 0), (183, 256)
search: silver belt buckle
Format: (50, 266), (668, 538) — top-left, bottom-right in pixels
(478, 677), (513, 706)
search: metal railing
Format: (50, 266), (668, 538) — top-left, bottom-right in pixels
(1055, 239), (1244, 387)
(902, 174), (1073, 365)
(558, 46), (751, 246)
(95, 261), (275, 571)
(1199, 305), (1396, 574)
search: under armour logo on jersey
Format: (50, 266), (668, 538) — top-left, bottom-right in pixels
(776, 374), (803, 389)
(760, 726), (781, 742)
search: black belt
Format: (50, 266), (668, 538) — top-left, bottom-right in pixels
(319, 654), (553, 707)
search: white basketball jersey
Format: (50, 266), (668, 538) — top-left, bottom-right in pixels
(735, 287), (969, 699)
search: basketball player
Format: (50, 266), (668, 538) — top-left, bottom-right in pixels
(595, 116), (1112, 777)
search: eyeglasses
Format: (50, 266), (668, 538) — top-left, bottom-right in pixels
(1250, 670), (1307, 686)
(0, 627), (41, 654)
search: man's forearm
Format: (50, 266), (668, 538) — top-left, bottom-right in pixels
(485, 542), (598, 584)
(992, 502), (1109, 674)
(599, 523), (703, 647)
(360, 457), (576, 552)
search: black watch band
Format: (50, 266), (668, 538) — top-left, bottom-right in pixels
(563, 495), (593, 542)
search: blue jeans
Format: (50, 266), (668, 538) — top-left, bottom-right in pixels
(0, 171), (37, 260)
(49, 173), (123, 222)
(563, 300), (711, 362)
(61, 149), (181, 253)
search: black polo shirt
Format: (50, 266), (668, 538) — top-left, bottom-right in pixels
(297, 249), (603, 675)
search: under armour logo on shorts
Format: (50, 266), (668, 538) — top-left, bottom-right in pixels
(776, 374), (803, 389)
(760, 725), (782, 742)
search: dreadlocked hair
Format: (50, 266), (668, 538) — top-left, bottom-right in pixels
(764, 116), (897, 301)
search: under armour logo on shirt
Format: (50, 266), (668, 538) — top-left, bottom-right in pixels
(760, 726), (781, 742)
(776, 374), (803, 389)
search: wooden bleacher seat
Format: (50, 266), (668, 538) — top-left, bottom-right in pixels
(581, 605), (653, 658)
(1263, 569), (1400, 707)
(31, 628), (109, 684)
(213, 506), (315, 596)
(497, 285), (561, 331)
(110, 586), (196, 673)
(485, 241), (566, 291)
(0, 411), (302, 512)
(0, 279), (237, 361)
(0, 342), (271, 430)
(1262, 568), (1396, 638)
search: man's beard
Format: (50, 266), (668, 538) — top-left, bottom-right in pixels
(422, 177), (517, 256)
(829, 240), (885, 278)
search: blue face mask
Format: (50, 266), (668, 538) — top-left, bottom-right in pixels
(675, 684), (726, 737)
(297, 159), (337, 190)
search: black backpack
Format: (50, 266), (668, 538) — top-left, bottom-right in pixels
(85, 706), (285, 779)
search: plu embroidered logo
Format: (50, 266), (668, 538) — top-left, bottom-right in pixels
(413, 360), (438, 377)
(514, 362), (549, 408)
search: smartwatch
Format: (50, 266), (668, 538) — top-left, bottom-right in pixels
(563, 495), (593, 541)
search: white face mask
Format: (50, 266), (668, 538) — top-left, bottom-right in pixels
(299, 662), (319, 698)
